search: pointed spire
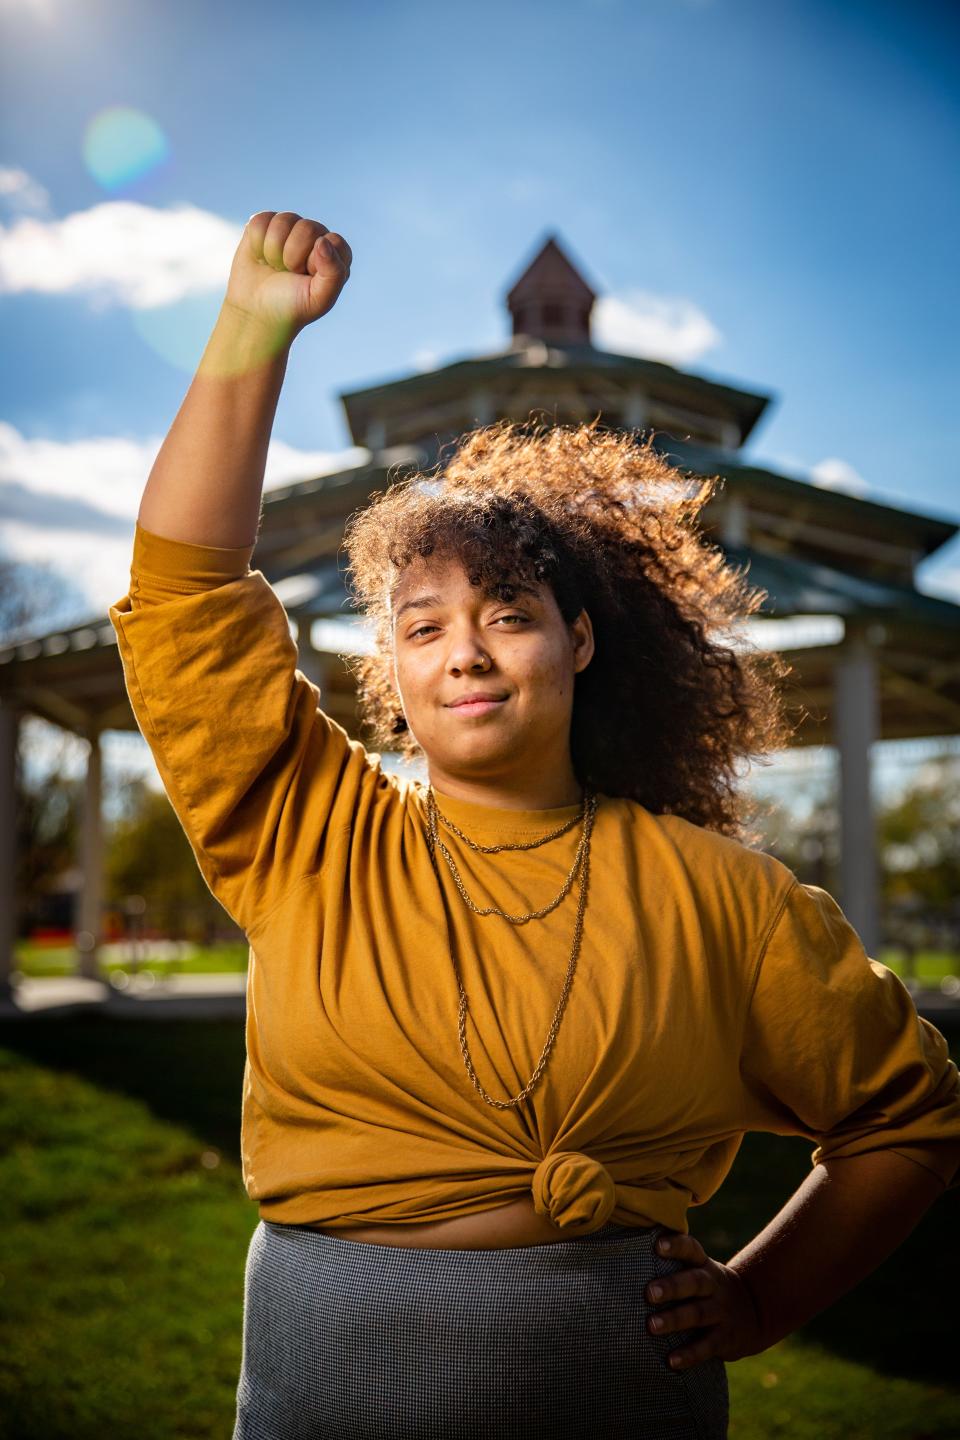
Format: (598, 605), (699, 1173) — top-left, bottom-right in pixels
(504, 234), (597, 346)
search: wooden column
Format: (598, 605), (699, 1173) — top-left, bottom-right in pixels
(74, 724), (104, 981)
(833, 622), (881, 955)
(0, 700), (19, 1002)
(295, 616), (333, 697)
(623, 387), (648, 432)
(469, 388), (495, 426)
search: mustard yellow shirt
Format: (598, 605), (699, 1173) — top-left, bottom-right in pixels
(108, 520), (960, 1234)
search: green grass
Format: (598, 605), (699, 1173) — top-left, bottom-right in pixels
(884, 947), (960, 986)
(14, 938), (960, 986)
(0, 1020), (252, 1440)
(12, 940), (250, 978)
(0, 1018), (958, 1439)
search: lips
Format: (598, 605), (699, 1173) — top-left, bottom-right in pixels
(446, 694), (510, 714)
(446, 692), (510, 707)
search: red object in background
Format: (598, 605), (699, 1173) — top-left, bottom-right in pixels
(28, 909), (128, 945)
(27, 928), (74, 947)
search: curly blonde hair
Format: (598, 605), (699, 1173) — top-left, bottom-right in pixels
(340, 417), (801, 844)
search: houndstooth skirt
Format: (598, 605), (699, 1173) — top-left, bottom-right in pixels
(232, 1217), (729, 1439)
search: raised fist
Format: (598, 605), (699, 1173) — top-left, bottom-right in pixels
(223, 211), (352, 337)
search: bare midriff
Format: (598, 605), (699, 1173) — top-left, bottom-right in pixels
(303, 1194), (628, 1250)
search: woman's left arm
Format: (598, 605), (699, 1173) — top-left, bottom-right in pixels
(645, 874), (960, 1371)
(645, 1147), (945, 1370)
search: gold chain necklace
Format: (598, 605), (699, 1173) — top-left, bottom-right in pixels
(424, 785), (598, 1110)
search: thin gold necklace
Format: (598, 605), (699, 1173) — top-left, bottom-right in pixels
(424, 784), (598, 1109)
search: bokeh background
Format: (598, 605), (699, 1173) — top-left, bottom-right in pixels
(1, 1), (959, 1437)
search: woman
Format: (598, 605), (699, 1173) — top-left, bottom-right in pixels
(110, 211), (960, 1440)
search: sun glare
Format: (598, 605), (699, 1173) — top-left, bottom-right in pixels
(0, 0), (58, 20)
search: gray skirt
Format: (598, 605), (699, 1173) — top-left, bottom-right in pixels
(233, 1217), (729, 1440)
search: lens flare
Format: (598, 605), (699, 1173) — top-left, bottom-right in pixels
(83, 106), (170, 191)
(129, 292), (223, 376)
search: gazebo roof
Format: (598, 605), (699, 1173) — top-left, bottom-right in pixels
(725, 542), (960, 631)
(663, 437), (958, 561)
(337, 340), (774, 450)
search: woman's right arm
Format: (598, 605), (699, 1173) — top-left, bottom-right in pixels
(138, 210), (352, 547)
(110, 213), (372, 939)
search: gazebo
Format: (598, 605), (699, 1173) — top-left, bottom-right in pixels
(2, 232), (958, 998)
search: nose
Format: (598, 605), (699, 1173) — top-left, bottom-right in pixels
(445, 628), (492, 674)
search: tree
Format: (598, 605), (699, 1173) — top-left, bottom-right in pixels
(15, 746), (80, 937)
(753, 752), (960, 971)
(0, 545), (90, 645)
(3, 545), (92, 939)
(880, 755), (960, 910)
(104, 776), (242, 942)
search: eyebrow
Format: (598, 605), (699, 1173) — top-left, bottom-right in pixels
(392, 593), (444, 623)
(392, 588), (539, 623)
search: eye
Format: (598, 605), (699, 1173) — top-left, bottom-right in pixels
(407, 614), (529, 640)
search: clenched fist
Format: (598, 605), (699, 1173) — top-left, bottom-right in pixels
(222, 211), (353, 338)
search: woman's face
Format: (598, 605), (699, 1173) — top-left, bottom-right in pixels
(389, 553), (594, 797)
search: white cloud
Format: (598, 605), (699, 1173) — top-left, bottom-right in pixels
(808, 456), (870, 497)
(592, 289), (723, 365)
(0, 166), (52, 217)
(1, 521), (135, 622)
(916, 559), (960, 605)
(261, 439), (370, 489)
(0, 197), (243, 309)
(0, 420), (371, 624)
(0, 420), (161, 521)
(411, 346), (441, 372)
(757, 450), (873, 497)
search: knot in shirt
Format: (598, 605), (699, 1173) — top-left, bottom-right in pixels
(531, 1150), (616, 1231)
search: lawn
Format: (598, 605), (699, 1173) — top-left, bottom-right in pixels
(12, 939), (251, 978)
(13, 937), (960, 988)
(0, 1017), (958, 1439)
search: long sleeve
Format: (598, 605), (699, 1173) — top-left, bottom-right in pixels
(108, 520), (377, 938)
(739, 878), (960, 1191)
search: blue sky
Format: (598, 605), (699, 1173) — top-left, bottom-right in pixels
(2, 0), (958, 803)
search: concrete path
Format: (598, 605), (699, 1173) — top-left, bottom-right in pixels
(2, 972), (960, 1028)
(0, 972), (247, 1021)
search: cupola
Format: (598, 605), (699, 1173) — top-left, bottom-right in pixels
(505, 234), (596, 346)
